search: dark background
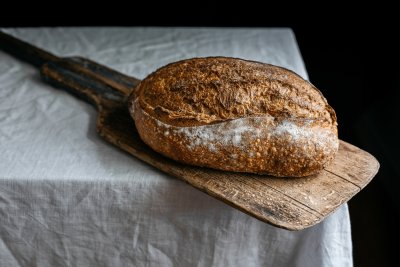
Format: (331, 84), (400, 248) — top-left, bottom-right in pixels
(1, 6), (398, 266)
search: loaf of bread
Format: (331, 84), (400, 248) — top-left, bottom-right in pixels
(129, 57), (339, 177)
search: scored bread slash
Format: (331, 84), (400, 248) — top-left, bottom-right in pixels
(129, 57), (339, 177)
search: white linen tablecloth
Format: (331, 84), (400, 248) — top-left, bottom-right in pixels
(0, 27), (352, 267)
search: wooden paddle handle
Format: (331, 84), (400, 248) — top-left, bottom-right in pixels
(0, 31), (59, 67)
(0, 31), (141, 107)
(41, 57), (140, 108)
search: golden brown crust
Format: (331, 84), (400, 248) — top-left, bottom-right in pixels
(129, 57), (339, 177)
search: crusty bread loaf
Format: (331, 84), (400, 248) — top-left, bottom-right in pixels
(129, 57), (339, 177)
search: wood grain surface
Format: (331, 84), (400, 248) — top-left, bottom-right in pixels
(41, 57), (379, 230)
(0, 31), (379, 230)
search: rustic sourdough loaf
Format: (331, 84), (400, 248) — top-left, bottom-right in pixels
(129, 57), (339, 177)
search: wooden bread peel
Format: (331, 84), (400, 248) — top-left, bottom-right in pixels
(0, 31), (379, 230)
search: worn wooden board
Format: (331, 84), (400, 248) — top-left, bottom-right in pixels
(0, 31), (380, 230)
(39, 57), (380, 231)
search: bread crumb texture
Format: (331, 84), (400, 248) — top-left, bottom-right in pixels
(130, 57), (339, 177)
